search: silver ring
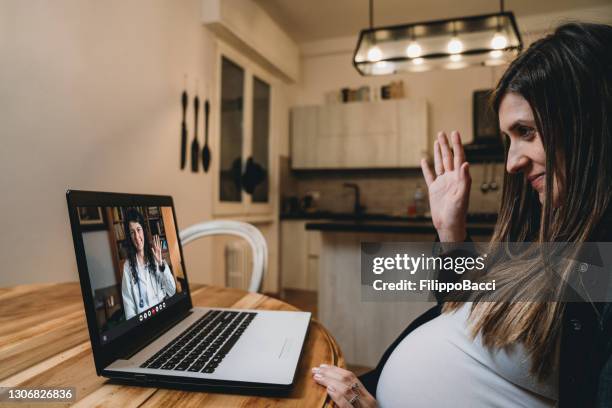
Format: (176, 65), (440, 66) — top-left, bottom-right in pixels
(348, 393), (360, 406)
(350, 382), (360, 391)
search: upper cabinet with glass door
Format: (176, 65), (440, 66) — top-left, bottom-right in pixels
(250, 76), (270, 204)
(214, 42), (275, 216)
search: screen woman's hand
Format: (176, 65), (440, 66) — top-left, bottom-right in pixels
(420, 131), (471, 242)
(152, 235), (164, 266)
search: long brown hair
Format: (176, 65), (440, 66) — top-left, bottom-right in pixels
(124, 208), (157, 284)
(445, 22), (612, 380)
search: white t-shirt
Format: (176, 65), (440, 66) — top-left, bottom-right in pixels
(121, 258), (176, 320)
(376, 303), (559, 407)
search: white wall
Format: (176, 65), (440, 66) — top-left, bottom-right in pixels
(0, 0), (218, 286)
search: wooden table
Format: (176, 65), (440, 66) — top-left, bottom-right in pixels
(0, 283), (344, 407)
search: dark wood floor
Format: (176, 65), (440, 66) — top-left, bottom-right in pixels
(274, 289), (372, 376)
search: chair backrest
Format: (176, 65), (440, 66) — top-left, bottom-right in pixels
(179, 220), (267, 293)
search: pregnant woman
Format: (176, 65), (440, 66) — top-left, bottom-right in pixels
(312, 22), (612, 407)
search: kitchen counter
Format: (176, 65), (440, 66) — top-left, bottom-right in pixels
(280, 211), (432, 222)
(279, 212), (496, 366)
(282, 211), (497, 223)
(305, 220), (495, 235)
(285, 211), (497, 235)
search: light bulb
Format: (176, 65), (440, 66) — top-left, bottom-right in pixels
(371, 61), (394, 75)
(406, 41), (422, 58)
(450, 54), (462, 62)
(491, 32), (508, 50)
(490, 50), (503, 59)
(413, 58), (424, 65)
(367, 46), (383, 62)
(447, 37), (463, 54)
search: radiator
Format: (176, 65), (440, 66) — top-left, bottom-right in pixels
(224, 240), (252, 290)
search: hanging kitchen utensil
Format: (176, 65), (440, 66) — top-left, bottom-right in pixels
(191, 93), (200, 172)
(241, 157), (266, 195)
(489, 163), (499, 191)
(480, 162), (490, 193)
(180, 89), (188, 170)
(202, 99), (211, 173)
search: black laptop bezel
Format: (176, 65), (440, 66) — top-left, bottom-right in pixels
(66, 190), (193, 374)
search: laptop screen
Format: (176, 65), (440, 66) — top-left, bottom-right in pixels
(76, 204), (188, 345)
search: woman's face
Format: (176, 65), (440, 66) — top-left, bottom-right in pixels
(498, 92), (561, 207)
(128, 221), (145, 252)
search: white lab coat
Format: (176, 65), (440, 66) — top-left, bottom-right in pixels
(121, 258), (176, 320)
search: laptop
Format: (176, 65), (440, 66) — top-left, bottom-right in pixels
(66, 190), (311, 393)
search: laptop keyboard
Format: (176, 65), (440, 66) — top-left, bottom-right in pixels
(140, 310), (256, 374)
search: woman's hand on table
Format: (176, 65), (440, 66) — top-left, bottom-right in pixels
(420, 131), (471, 242)
(312, 364), (377, 407)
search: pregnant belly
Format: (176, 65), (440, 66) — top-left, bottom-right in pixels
(375, 307), (557, 408)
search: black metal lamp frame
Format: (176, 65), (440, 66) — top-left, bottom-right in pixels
(352, 11), (523, 76)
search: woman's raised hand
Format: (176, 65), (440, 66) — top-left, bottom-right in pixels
(152, 235), (163, 266)
(420, 131), (471, 242)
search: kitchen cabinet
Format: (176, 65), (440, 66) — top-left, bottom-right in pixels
(208, 41), (283, 294)
(280, 220), (321, 291)
(309, 221), (493, 367)
(213, 41), (277, 216)
(291, 99), (428, 169)
(317, 230), (436, 367)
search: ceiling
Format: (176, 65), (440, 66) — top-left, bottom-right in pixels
(254, 0), (610, 43)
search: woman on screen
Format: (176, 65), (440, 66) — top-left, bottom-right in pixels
(121, 208), (176, 319)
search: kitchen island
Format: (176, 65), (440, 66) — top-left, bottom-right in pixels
(304, 216), (494, 367)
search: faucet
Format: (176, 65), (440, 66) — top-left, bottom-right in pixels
(343, 183), (366, 216)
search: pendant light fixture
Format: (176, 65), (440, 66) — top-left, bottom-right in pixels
(353, 0), (522, 75)
(405, 28), (422, 58)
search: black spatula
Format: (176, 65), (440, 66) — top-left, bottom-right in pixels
(202, 99), (211, 172)
(180, 90), (188, 170)
(191, 94), (200, 172)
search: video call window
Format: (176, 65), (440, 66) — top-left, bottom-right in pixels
(77, 206), (185, 336)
